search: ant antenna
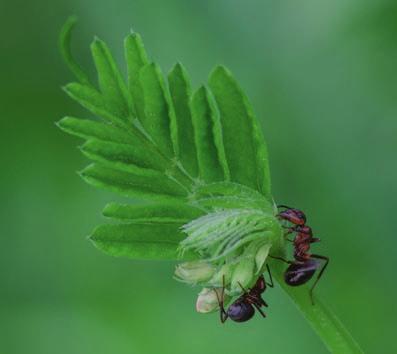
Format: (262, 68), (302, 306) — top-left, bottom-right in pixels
(266, 264), (274, 288)
(277, 204), (294, 209)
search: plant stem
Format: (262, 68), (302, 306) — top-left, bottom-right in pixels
(270, 261), (363, 353)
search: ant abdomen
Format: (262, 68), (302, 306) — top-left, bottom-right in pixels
(227, 300), (255, 322)
(284, 259), (319, 286)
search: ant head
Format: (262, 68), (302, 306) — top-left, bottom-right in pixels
(278, 208), (306, 226)
(227, 300), (255, 322)
(284, 259), (319, 286)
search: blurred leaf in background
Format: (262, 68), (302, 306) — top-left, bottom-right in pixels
(1, 0), (397, 353)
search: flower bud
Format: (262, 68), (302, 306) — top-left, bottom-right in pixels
(208, 263), (235, 287)
(175, 261), (216, 284)
(230, 257), (255, 294)
(196, 287), (228, 313)
(255, 243), (271, 274)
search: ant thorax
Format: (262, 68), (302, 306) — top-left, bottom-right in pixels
(274, 205), (329, 304)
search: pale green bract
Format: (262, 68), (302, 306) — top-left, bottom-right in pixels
(58, 17), (363, 354)
(176, 208), (282, 295)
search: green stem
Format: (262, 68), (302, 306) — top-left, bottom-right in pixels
(270, 261), (363, 353)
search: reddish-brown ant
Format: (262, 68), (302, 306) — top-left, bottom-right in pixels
(215, 265), (274, 323)
(273, 205), (329, 304)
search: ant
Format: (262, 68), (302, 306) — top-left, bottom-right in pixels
(272, 205), (329, 305)
(215, 265), (274, 323)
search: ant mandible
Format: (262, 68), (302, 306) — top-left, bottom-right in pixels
(273, 205), (329, 305)
(215, 265), (274, 323)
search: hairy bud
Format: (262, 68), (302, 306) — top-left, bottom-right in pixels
(175, 261), (216, 284)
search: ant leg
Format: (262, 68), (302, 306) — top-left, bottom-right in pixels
(258, 296), (268, 307)
(282, 225), (295, 232)
(220, 311), (228, 323)
(214, 275), (228, 323)
(252, 302), (267, 318)
(218, 302), (228, 323)
(220, 275), (228, 323)
(237, 282), (249, 294)
(221, 274), (225, 302)
(309, 254), (329, 305)
(247, 292), (268, 307)
(269, 255), (293, 264)
(282, 227), (296, 239)
(281, 226), (297, 239)
(277, 204), (294, 210)
(265, 264), (274, 288)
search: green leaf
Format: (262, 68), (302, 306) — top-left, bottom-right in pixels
(63, 82), (126, 127)
(191, 196), (267, 211)
(168, 63), (198, 177)
(90, 222), (196, 260)
(91, 38), (133, 120)
(191, 182), (273, 212)
(191, 86), (229, 183)
(103, 202), (204, 223)
(124, 33), (149, 119)
(139, 63), (177, 157)
(57, 116), (134, 144)
(59, 16), (93, 87)
(209, 66), (271, 198)
(80, 163), (187, 200)
(80, 139), (166, 174)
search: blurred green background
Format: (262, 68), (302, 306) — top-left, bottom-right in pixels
(1, 0), (396, 353)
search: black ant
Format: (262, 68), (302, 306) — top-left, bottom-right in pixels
(272, 205), (329, 305)
(215, 265), (274, 323)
